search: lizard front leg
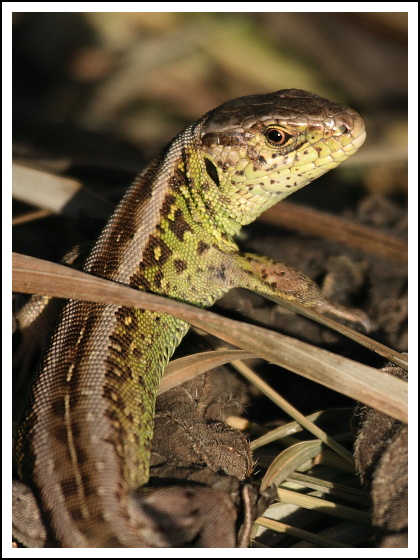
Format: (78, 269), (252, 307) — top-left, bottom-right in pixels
(229, 252), (370, 331)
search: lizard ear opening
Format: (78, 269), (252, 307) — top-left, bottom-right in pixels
(205, 158), (220, 188)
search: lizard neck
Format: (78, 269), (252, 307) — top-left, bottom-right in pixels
(84, 122), (240, 285)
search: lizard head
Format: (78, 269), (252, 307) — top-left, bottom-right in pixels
(199, 89), (366, 230)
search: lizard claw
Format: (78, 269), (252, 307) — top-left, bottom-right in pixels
(316, 301), (373, 333)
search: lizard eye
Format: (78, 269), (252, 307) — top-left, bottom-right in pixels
(264, 127), (292, 146)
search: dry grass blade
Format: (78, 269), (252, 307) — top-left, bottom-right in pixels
(12, 163), (114, 221)
(232, 360), (354, 464)
(251, 408), (353, 450)
(315, 448), (356, 474)
(158, 349), (254, 394)
(12, 252), (408, 422)
(285, 473), (371, 506)
(261, 201), (408, 264)
(263, 293), (407, 370)
(253, 518), (352, 548)
(276, 488), (372, 525)
(12, 209), (53, 226)
(253, 425), (374, 546)
(261, 440), (323, 490)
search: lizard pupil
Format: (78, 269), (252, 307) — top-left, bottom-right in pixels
(265, 128), (290, 146)
(205, 158), (220, 187)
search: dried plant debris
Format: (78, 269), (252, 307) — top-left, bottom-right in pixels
(148, 365), (275, 546)
(151, 367), (252, 479)
(353, 366), (408, 548)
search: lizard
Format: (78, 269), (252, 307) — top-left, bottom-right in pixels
(14, 89), (367, 547)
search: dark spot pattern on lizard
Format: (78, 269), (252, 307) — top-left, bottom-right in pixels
(115, 307), (139, 332)
(207, 264), (227, 282)
(168, 209), (192, 241)
(197, 241), (210, 255)
(153, 269), (164, 289)
(174, 259), (188, 274)
(62, 478), (82, 498)
(51, 425), (71, 445)
(104, 354), (133, 383)
(69, 505), (86, 522)
(130, 272), (152, 292)
(109, 332), (130, 352)
(168, 165), (185, 191)
(50, 399), (66, 419)
(159, 194), (177, 220)
(103, 385), (126, 410)
(132, 346), (143, 360)
(139, 236), (173, 268)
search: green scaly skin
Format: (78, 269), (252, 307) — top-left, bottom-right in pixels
(15, 89), (366, 547)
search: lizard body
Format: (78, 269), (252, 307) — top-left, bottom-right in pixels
(15, 89), (366, 547)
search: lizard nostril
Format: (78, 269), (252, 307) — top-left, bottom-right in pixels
(338, 124), (350, 134)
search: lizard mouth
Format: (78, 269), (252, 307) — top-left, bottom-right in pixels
(314, 129), (366, 171)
